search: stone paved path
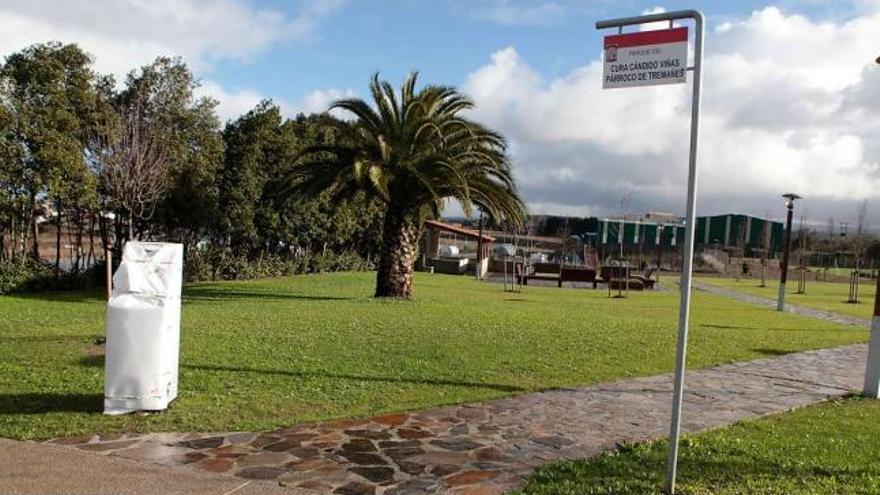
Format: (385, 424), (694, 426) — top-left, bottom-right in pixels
(1, 437), (310, 495)
(692, 281), (870, 328)
(45, 344), (868, 494)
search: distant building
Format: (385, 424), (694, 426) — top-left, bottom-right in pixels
(441, 212), (786, 264)
(595, 213), (783, 256)
(694, 214), (784, 254)
(643, 211), (682, 224)
(597, 218), (685, 248)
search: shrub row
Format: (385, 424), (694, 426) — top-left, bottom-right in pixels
(1, 247), (373, 294)
(184, 248), (374, 282)
(0, 258), (107, 294)
(1, 250), (374, 294)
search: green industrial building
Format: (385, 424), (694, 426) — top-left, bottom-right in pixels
(596, 214), (784, 256)
(694, 214), (784, 253)
(597, 219), (685, 248)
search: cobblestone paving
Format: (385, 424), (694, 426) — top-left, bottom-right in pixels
(46, 345), (867, 494)
(692, 281), (870, 328)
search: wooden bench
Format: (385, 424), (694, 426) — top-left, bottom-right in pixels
(598, 266), (655, 290)
(631, 275), (655, 290)
(523, 262), (561, 285)
(524, 264), (598, 289)
(608, 278), (645, 291)
(559, 267), (598, 288)
(599, 266), (628, 283)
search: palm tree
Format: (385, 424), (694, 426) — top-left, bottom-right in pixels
(287, 72), (525, 298)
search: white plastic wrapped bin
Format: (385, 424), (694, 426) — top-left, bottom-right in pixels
(104, 241), (183, 415)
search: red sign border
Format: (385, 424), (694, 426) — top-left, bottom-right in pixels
(604, 27), (688, 49)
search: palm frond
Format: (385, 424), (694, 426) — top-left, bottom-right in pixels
(285, 71), (524, 227)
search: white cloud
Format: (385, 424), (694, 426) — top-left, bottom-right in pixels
(0, 0), (346, 79)
(299, 88), (357, 116)
(0, 0), (349, 124)
(463, 6), (880, 223)
(195, 80), (274, 123)
(638, 6), (674, 31)
(196, 81), (356, 123)
(710, 7), (878, 91)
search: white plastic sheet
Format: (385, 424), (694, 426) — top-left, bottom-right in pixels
(104, 242), (183, 415)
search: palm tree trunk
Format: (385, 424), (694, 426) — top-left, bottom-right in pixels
(375, 209), (420, 298)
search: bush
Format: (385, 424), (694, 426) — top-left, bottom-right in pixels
(0, 258), (105, 294)
(0, 258), (55, 294)
(182, 247), (213, 283)
(182, 246), (374, 282)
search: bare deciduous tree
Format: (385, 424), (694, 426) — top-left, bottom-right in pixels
(854, 200), (869, 271)
(760, 216), (771, 287)
(733, 220), (747, 281)
(848, 200), (869, 303)
(99, 99), (168, 241)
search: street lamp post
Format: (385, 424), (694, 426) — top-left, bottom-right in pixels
(777, 193), (801, 311)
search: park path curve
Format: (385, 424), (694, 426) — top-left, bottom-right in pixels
(692, 281), (870, 328)
(41, 344), (869, 495)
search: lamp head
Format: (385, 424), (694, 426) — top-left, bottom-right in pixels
(782, 193), (801, 208)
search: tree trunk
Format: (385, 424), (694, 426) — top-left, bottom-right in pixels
(113, 214), (124, 261)
(73, 208), (83, 272)
(98, 214), (108, 261)
(27, 192), (39, 259)
(375, 209), (420, 299)
(54, 198), (62, 279)
(87, 212), (95, 269)
(10, 215), (17, 262)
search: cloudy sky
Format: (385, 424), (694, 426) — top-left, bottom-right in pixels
(1, 0), (879, 226)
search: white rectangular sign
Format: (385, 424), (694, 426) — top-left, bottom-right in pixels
(603, 27), (688, 89)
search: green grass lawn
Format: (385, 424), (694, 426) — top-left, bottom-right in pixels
(516, 396), (880, 495)
(0, 272), (867, 440)
(697, 275), (875, 319)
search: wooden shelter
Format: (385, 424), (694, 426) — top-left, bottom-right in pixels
(424, 220), (495, 276)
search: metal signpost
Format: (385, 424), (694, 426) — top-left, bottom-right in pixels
(865, 274), (880, 398)
(866, 55), (880, 399)
(596, 10), (704, 495)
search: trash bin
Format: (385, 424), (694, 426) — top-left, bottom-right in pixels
(104, 241), (183, 415)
